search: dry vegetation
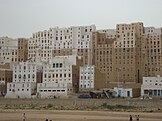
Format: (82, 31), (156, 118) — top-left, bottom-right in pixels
(0, 97), (162, 112)
(0, 97), (162, 121)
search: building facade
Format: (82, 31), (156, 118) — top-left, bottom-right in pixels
(79, 65), (95, 91)
(5, 61), (42, 98)
(92, 31), (115, 88)
(28, 25), (96, 65)
(0, 69), (12, 96)
(37, 83), (73, 98)
(0, 37), (18, 64)
(141, 75), (162, 97)
(5, 83), (36, 98)
(0, 37), (29, 65)
(114, 23), (144, 85)
(17, 38), (28, 62)
(92, 22), (162, 89)
(28, 34), (52, 62)
(79, 65), (107, 92)
(114, 87), (133, 97)
(141, 28), (162, 77)
(37, 55), (80, 98)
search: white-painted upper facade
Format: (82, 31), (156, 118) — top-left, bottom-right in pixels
(42, 55), (77, 84)
(0, 37), (18, 63)
(142, 75), (162, 89)
(144, 27), (162, 35)
(28, 25), (96, 62)
(50, 25), (96, 49)
(28, 37), (52, 62)
(13, 60), (42, 83)
(79, 65), (94, 90)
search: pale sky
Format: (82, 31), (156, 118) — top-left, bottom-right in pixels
(0, 0), (162, 38)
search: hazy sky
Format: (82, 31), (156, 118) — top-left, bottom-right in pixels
(0, 0), (162, 38)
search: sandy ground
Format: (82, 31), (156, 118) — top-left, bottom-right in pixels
(0, 110), (162, 121)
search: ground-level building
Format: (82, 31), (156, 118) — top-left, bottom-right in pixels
(79, 65), (95, 91)
(42, 55), (83, 93)
(5, 82), (36, 98)
(37, 83), (73, 99)
(79, 65), (107, 92)
(141, 75), (162, 97)
(114, 87), (132, 97)
(37, 55), (82, 98)
(5, 60), (42, 98)
(114, 87), (140, 98)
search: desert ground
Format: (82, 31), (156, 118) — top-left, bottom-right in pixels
(0, 110), (162, 121)
(0, 98), (162, 121)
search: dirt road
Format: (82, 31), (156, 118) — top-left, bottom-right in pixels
(0, 110), (161, 121)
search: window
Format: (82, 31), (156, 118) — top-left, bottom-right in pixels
(48, 74), (51, 78)
(32, 74), (35, 78)
(56, 74), (58, 78)
(23, 75), (26, 79)
(19, 74), (21, 79)
(60, 63), (62, 68)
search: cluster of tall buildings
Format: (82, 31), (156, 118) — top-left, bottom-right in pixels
(0, 22), (162, 98)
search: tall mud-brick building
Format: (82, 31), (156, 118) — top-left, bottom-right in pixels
(92, 22), (162, 89)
